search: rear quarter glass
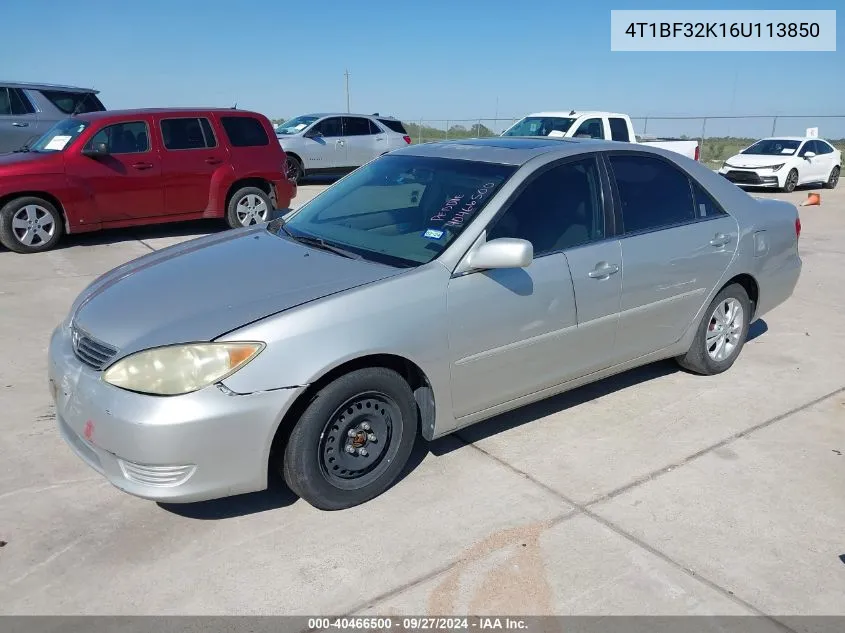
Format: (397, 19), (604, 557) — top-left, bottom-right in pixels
(378, 119), (407, 134)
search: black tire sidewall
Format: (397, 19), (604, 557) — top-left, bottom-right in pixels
(783, 169), (798, 193)
(681, 284), (751, 375)
(285, 155), (304, 183)
(824, 166), (839, 189)
(282, 367), (418, 510)
(0, 196), (64, 253)
(225, 187), (272, 229)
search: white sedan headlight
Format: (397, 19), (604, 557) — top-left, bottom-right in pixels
(103, 342), (264, 396)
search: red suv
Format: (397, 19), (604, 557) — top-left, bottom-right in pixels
(0, 108), (295, 253)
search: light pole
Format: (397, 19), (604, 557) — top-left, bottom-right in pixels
(344, 69), (350, 113)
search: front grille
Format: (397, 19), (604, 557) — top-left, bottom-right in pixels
(725, 170), (763, 184)
(71, 326), (118, 370)
(118, 460), (196, 487)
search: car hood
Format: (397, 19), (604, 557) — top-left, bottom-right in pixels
(71, 227), (405, 356)
(0, 151), (62, 173)
(725, 153), (794, 169)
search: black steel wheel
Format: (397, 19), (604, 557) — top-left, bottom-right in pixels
(281, 367), (418, 510)
(285, 155), (304, 183)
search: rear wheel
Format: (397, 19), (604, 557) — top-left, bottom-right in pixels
(782, 168), (799, 193)
(281, 367), (418, 510)
(0, 196), (64, 254)
(676, 283), (751, 376)
(225, 187), (272, 228)
(823, 166), (840, 189)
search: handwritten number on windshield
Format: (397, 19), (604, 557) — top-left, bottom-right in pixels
(430, 183), (497, 228)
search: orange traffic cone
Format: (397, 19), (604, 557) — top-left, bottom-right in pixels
(800, 192), (821, 207)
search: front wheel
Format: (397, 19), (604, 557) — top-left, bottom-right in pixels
(281, 367), (419, 510)
(782, 168), (799, 193)
(823, 166), (840, 189)
(284, 155), (304, 183)
(676, 283), (751, 376)
(225, 187), (272, 228)
(0, 196), (64, 254)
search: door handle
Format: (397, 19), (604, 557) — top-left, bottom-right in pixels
(336, 140), (345, 146)
(710, 233), (731, 247)
(205, 157), (222, 165)
(12, 122), (29, 127)
(375, 137), (385, 141)
(588, 262), (620, 279)
(131, 162), (154, 170)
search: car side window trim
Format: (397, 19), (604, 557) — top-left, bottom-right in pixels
(479, 153), (615, 263)
(601, 149), (730, 239)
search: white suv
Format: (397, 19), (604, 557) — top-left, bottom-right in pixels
(276, 113), (411, 182)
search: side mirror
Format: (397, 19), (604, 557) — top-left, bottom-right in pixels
(303, 129), (323, 139)
(803, 151), (816, 158)
(82, 142), (109, 157)
(466, 237), (533, 271)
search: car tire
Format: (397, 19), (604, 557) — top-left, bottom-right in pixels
(0, 196), (64, 254)
(281, 367), (418, 511)
(823, 166), (840, 189)
(225, 187), (273, 229)
(782, 168), (799, 193)
(284, 155), (304, 183)
(676, 283), (751, 376)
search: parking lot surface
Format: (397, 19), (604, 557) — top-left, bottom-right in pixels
(1, 182), (843, 618)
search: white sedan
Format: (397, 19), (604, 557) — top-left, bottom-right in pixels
(718, 137), (841, 192)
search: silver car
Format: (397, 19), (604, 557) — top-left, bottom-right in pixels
(48, 138), (802, 510)
(0, 81), (106, 154)
(275, 113), (411, 182)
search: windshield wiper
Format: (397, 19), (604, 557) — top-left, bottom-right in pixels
(274, 222), (362, 260)
(13, 144), (31, 153)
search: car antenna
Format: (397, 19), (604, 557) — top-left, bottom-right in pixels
(232, 102), (238, 109)
(70, 92), (91, 117)
(569, 110), (576, 115)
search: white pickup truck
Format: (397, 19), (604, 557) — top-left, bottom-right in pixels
(502, 111), (700, 161)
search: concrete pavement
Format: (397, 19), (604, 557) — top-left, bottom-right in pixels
(1, 182), (843, 618)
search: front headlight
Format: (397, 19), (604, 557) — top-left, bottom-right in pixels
(770, 164), (785, 171)
(103, 342), (264, 396)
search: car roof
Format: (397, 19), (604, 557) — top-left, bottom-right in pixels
(521, 111), (628, 119)
(759, 136), (817, 142)
(74, 108), (262, 121)
(0, 80), (99, 93)
(298, 113), (401, 119)
(394, 136), (632, 165)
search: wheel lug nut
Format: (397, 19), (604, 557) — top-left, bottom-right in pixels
(358, 448), (368, 457)
(347, 429), (356, 437)
(367, 433), (376, 442)
(345, 444), (355, 454)
(361, 422), (371, 431)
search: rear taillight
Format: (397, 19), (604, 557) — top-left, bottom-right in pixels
(795, 217), (801, 239)
(403, 135), (411, 144)
(694, 145), (700, 161)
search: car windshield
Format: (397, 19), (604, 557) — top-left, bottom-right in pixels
(503, 116), (577, 137)
(741, 139), (802, 156)
(268, 154), (516, 267)
(276, 115), (320, 135)
(28, 118), (91, 152)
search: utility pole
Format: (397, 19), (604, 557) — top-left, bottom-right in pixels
(344, 69), (350, 113)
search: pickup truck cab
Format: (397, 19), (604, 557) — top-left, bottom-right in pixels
(502, 111), (700, 161)
(0, 108), (295, 253)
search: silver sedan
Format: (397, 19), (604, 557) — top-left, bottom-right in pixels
(48, 137), (802, 510)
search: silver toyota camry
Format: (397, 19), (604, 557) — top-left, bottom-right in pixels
(48, 137), (802, 510)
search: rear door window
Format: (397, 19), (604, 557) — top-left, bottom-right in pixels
(609, 154), (696, 233)
(0, 88), (32, 115)
(220, 116), (270, 147)
(608, 118), (630, 142)
(343, 117), (374, 136)
(161, 117), (216, 150)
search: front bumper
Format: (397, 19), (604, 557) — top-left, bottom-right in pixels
(48, 325), (304, 503)
(718, 168), (783, 188)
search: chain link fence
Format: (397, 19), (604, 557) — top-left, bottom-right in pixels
(406, 116), (845, 165)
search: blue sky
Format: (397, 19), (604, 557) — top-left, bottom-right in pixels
(5, 0), (843, 137)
